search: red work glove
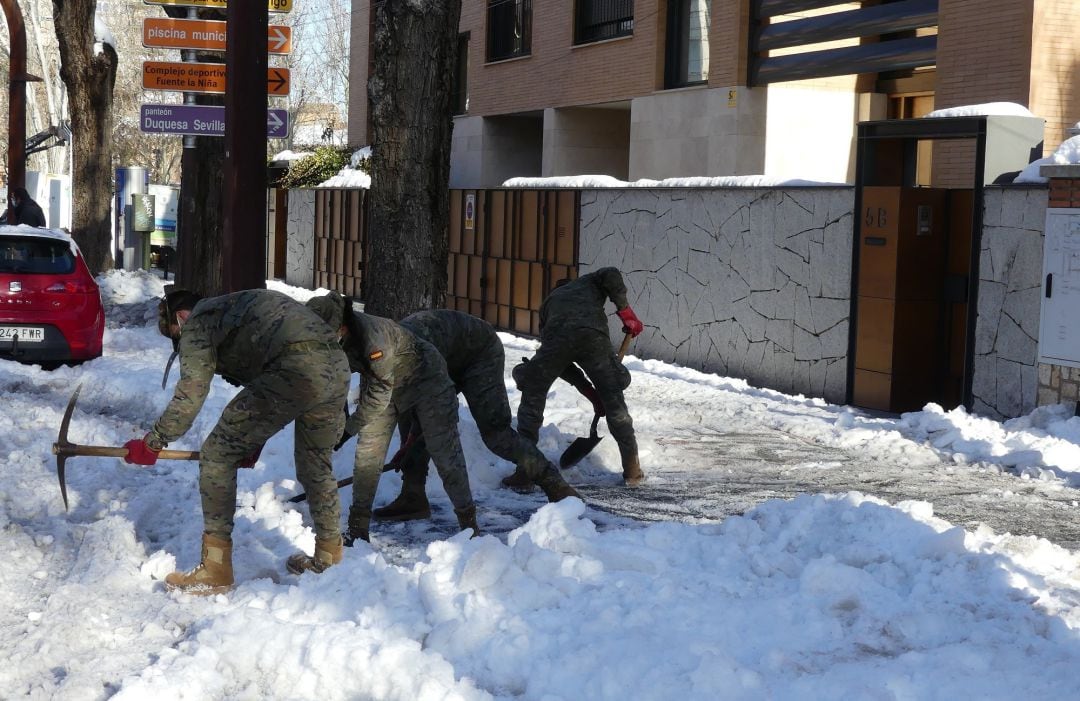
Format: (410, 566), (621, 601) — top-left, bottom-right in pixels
(236, 444), (263, 469)
(581, 385), (606, 417)
(124, 436), (160, 466)
(616, 306), (644, 337)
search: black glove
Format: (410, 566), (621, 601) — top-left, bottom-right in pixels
(334, 429), (354, 451)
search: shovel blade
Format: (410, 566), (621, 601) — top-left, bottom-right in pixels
(559, 435), (603, 469)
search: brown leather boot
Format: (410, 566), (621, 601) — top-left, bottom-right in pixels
(373, 491), (432, 522)
(500, 466), (533, 491)
(286, 535), (344, 574)
(535, 468), (581, 503)
(622, 455), (645, 486)
(454, 504), (480, 537)
(165, 533), (234, 595)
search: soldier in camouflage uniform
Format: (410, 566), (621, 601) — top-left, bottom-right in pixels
(509, 267), (646, 486)
(369, 309), (580, 522)
(123, 288), (351, 594)
(305, 293), (478, 544)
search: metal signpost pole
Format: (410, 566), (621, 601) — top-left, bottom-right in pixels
(222, 0), (269, 292)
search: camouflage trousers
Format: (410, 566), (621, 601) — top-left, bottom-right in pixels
(516, 329), (638, 467)
(351, 364), (474, 523)
(199, 341), (349, 541)
(396, 344), (557, 496)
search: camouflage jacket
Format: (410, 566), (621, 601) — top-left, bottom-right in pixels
(150, 289), (338, 447)
(400, 309), (499, 382)
(539, 267), (629, 339)
(341, 312), (441, 435)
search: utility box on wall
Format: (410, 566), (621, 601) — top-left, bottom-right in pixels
(1038, 208), (1080, 367)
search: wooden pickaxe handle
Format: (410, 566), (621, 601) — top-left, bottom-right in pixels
(617, 332), (633, 360)
(51, 443), (199, 460)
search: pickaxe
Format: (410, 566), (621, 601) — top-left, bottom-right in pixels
(52, 385), (199, 510)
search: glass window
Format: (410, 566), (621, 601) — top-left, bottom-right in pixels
(574, 0), (634, 45)
(0, 237), (75, 274)
(665, 0), (709, 88)
(487, 0), (531, 62)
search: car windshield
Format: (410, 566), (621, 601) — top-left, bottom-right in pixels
(0, 236), (75, 274)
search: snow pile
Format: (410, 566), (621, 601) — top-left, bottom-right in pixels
(317, 168), (371, 189)
(1015, 135), (1080, 184)
(4, 271), (1080, 697)
(503, 174), (846, 188)
(271, 150), (314, 162)
(925, 102), (1037, 119)
(317, 147), (373, 189)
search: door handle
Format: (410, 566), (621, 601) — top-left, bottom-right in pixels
(1046, 273), (1053, 298)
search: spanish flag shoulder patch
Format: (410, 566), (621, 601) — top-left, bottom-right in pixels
(369, 349), (384, 361)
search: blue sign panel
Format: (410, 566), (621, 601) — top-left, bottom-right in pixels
(140, 104), (289, 138)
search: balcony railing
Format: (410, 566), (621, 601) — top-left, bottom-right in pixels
(574, 0), (634, 45)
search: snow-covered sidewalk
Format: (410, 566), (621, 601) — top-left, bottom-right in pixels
(3, 271), (1080, 699)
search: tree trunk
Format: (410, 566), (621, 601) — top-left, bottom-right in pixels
(53, 0), (117, 275)
(366, 0), (462, 319)
(176, 126), (226, 296)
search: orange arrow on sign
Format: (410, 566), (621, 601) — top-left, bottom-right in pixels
(143, 19), (292, 55)
(142, 61), (290, 96)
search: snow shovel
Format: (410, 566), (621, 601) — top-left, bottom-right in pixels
(558, 332), (633, 469)
(52, 385), (199, 511)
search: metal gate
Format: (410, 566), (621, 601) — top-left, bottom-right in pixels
(447, 189), (579, 336)
(313, 188), (369, 298)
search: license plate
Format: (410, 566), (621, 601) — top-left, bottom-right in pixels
(0, 326), (45, 343)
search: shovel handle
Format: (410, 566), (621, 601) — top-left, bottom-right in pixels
(52, 443), (200, 460)
(617, 332), (632, 361)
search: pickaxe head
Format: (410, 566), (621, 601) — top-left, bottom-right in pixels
(51, 383), (82, 511)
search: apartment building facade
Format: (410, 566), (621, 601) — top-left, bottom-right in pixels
(347, 0), (1080, 187)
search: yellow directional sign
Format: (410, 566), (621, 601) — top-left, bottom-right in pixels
(144, 0), (292, 13)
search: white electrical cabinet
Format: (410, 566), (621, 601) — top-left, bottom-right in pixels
(1039, 209), (1080, 367)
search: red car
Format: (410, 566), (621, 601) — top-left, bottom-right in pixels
(0, 226), (104, 365)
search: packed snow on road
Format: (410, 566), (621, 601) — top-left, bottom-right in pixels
(3, 271), (1080, 699)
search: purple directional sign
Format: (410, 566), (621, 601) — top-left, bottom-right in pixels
(140, 104), (289, 138)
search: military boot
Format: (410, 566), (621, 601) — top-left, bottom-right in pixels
(622, 454), (645, 486)
(454, 504), (481, 537)
(286, 535), (343, 575)
(500, 466), (534, 491)
(165, 533), (234, 595)
(343, 506), (371, 547)
(374, 491), (431, 521)
(535, 467), (581, 503)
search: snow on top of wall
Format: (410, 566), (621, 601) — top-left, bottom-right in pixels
(924, 102), (1037, 119)
(317, 168), (371, 189)
(1015, 135), (1080, 184)
(271, 150), (314, 162)
(502, 174), (847, 188)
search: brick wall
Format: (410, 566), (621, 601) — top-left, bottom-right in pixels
(933, 0), (1035, 187)
(1048, 178), (1080, 208)
(1030, 0), (1080, 154)
(462, 0), (661, 115)
(351, 0), (753, 134)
